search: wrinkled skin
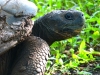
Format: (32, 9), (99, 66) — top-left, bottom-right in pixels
(33, 10), (84, 45)
(0, 10), (84, 75)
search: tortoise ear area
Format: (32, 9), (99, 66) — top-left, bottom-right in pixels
(64, 12), (74, 20)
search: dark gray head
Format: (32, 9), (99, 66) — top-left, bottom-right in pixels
(32, 10), (85, 45)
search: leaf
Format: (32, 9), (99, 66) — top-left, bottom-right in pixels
(72, 54), (78, 59)
(59, 58), (63, 65)
(97, 19), (100, 24)
(79, 40), (86, 51)
(92, 31), (100, 40)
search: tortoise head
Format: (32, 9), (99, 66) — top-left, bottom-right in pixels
(32, 10), (85, 45)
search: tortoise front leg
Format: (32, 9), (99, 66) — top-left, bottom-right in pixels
(10, 36), (50, 75)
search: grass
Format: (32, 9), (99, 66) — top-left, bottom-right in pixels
(30, 0), (100, 74)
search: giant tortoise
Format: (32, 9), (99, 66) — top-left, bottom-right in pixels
(0, 0), (85, 75)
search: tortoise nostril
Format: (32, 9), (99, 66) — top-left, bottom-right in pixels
(65, 12), (73, 20)
(81, 13), (84, 16)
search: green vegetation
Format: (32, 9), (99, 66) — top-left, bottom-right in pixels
(30, 0), (100, 74)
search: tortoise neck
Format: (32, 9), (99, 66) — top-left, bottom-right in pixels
(32, 19), (55, 45)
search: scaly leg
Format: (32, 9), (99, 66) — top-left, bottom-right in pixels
(10, 36), (50, 75)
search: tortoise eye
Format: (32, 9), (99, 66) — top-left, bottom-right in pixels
(65, 12), (73, 20)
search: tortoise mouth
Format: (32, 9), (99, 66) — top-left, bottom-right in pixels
(60, 27), (82, 34)
(74, 28), (82, 33)
(57, 28), (82, 39)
